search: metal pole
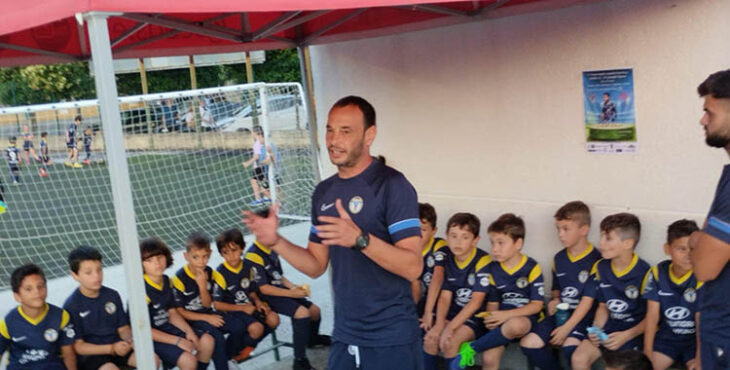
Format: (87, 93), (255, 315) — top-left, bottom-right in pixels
(189, 55), (197, 90)
(259, 86), (277, 203)
(85, 13), (156, 370)
(246, 52), (260, 127)
(297, 46), (322, 182)
(138, 58), (149, 95)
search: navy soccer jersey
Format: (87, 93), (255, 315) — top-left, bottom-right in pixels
(486, 254), (545, 318)
(63, 286), (129, 345)
(213, 260), (255, 305)
(585, 254), (651, 333)
(171, 265), (225, 313)
(83, 134), (91, 150)
(244, 241), (285, 288)
(700, 164), (730, 345)
(308, 158), (421, 346)
(40, 139), (48, 157)
(144, 274), (179, 330)
(442, 248), (491, 319)
(67, 124), (76, 141)
(552, 244), (602, 310)
(420, 237), (450, 293)
(643, 260), (701, 343)
(6, 146), (20, 166)
(0, 304), (75, 369)
(23, 133), (32, 150)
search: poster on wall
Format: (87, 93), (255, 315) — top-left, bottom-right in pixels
(583, 68), (637, 153)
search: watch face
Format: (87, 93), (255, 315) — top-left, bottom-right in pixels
(355, 233), (369, 250)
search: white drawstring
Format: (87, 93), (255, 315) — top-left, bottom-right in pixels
(347, 344), (361, 368)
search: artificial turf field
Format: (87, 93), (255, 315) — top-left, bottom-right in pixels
(0, 147), (316, 289)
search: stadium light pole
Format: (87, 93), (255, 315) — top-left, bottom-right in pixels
(85, 12), (156, 370)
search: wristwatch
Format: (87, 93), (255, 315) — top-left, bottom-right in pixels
(353, 231), (370, 251)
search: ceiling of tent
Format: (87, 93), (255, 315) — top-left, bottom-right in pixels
(0, 0), (601, 67)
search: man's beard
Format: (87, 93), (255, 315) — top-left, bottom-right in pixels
(331, 140), (364, 169)
(706, 133), (730, 148)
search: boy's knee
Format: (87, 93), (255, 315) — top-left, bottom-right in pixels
(249, 322), (264, 339)
(178, 352), (197, 370)
(200, 333), (216, 349)
(267, 313), (280, 328)
(571, 346), (591, 368)
(519, 333), (544, 349)
(503, 318), (530, 338)
(293, 305), (311, 319)
(309, 304), (321, 319)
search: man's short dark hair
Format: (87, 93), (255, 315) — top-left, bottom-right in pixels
(41, 132), (48, 138)
(186, 232), (211, 252)
(68, 245), (103, 274)
(11, 264), (46, 293)
(447, 213), (480, 237)
(419, 203), (437, 228)
(600, 213), (641, 247)
(331, 96), (376, 129)
(603, 349), (652, 370)
(140, 237), (173, 268)
(554, 201), (591, 226)
(487, 213), (525, 242)
(667, 219), (699, 245)
(216, 228), (245, 253)
(74, 115), (83, 122)
(698, 69), (730, 98)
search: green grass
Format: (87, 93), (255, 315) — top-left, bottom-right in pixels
(0, 148), (316, 289)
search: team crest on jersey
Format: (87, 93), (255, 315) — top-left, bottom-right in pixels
(348, 196), (364, 214)
(625, 285), (639, 299)
(578, 270), (589, 283)
(683, 287), (696, 303)
(480, 276), (490, 287)
(516, 277), (528, 289)
(105, 301), (117, 314)
(272, 271), (282, 281)
(44, 328), (58, 342)
(240, 278), (251, 289)
(235, 291), (248, 302)
(467, 273), (475, 286)
(65, 327), (75, 339)
(426, 256), (435, 268)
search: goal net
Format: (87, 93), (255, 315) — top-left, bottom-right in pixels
(0, 82), (318, 289)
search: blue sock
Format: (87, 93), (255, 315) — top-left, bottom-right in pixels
(444, 356), (456, 368)
(521, 347), (562, 370)
(196, 361), (209, 370)
(423, 352), (439, 370)
(471, 328), (509, 352)
(562, 345), (577, 364)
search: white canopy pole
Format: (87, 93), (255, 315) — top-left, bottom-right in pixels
(85, 12), (156, 369)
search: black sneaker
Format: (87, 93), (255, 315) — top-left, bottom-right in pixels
(293, 357), (317, 370)
(308, 334), (332, 348)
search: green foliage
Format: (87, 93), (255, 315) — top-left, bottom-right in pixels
(0, 49), (302, 106)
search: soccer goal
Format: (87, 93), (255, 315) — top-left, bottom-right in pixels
(0, 82), (319, 289)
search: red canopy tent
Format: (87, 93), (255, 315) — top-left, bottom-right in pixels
(0, 0), (600, 67)
(0, 1), (603, 367)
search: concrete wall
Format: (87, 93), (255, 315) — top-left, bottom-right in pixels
(309, 0), (730, 280)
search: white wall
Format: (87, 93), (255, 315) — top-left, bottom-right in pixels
(309, 0), (730, 280)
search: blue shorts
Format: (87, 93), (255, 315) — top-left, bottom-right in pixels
(446, 312), (488, 339)
(265, 296), (312, 317)
(154, 341), (185, 369)
(533, 315), (590, 344)
(8, 164), (18, 172)
(653, 337), (695, 365)
(67, 140), (75, 149)
(328, 340), (423, 370)
(23, 141), (32, 150)
(700, 339), (730, 370)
